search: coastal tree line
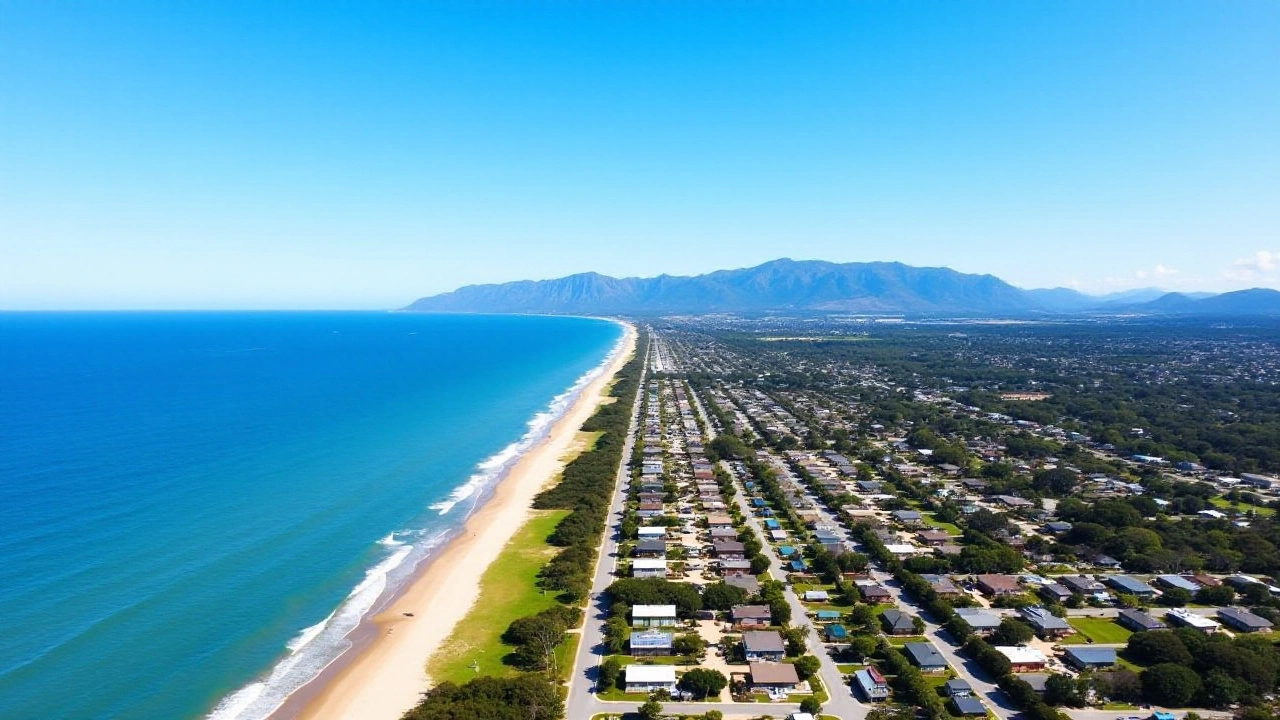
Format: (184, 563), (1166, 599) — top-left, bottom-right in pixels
(401, 333), (648, 719)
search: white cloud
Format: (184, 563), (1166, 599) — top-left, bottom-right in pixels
(1134, 264), (1178, 281)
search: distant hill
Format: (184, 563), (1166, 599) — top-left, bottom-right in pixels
(403, 258), (1280, 317)
(405, 259), (1042, 316)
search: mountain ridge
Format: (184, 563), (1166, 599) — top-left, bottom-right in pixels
(404, 259), (1280, 317)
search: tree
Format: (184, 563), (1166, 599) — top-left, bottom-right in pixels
(1044, 673), (1085, 707)
(1142, 663), (1201, 706)
(794, 655), (822, 680)
(598, 657), (623, 691)
(677, 668), (728, 700)
(1157, 587), (1191, 607)
(843, 635), (879, 661)
(800, 697), (823, 714)
(701, 582), (748, 610)
(402, 676), (564, 720)
(990, 618), (1035, 646)
(638, 699), (664, 720)
(1195, 585), (1236, 606)
(672, 633), (705, 658)
(1032, 468), (1080, 496)
(1127, 630), (1192, 666)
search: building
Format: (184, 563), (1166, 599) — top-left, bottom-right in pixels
(1020, 606), (1074, 639)
(634, 538), (667, 558)
(632, 605), (678, 627)
(631, 558), (668, 579)
(1108, 576), (1157, 598)
(719, 559), (753, 577)
(725, 574), (760, 594)
(1166, 608), (1220, 633)
(742, 631), (787, 662)
(917, 529), (952, 545)
(1038, 583), (1072, 604)
(953, 697), (988, 716)
(1021, 674), (1050, 694)
(1155, 575), (1200, 593)
(977, 574), (1022, 596)
(922, 574), (963, 597)
(881, 608), (918, 635)
(856, 581), (892, 602)
(1065, 646), (1117, 670)
(731, 605), (772, 629)
(750, 661), (802, 694)
(853, 667), (891, 701)
(1060, 575), (1105, 594)
(629, 630), (673, 657)
(892, 510), (924, 526)
(825, 624), (848, 642)
(945, 679), (973, 698)
(904, 642), (947, 672)
(1217, 607), (1275, 633)
(712, 540), (746, 560)
(624, 664), (677, 694)
(1117, 609), (1166, 632)
(996, 646), (1048, 672)
(803, 589), (829, 602)
(954, 607), (1002, 635)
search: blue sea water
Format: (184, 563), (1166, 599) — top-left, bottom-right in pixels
(0, 312), (623, 720)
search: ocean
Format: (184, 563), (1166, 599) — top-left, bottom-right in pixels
(0, 312), (623, 720)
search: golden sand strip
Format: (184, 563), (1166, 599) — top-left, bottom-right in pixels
(282, 322), (636, 720)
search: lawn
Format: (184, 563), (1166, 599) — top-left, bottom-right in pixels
(427, 509), (572, 684)
(1211, 496), (1276, 516)
(1066, 617), (1133, 644)
(924, 513), (963, 536)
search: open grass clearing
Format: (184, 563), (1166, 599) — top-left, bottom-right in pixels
(426, 509), (571, 684)
(1066, 617), (1133, 644)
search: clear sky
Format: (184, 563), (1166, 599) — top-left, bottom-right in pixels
(2, 1), (1277, 309)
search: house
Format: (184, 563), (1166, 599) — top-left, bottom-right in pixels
(789, 559), (810, 573)
(803, 589), (829, 602)
(1065, 646), (1117, 670)
(954, 607), (1002, 635)
(713, 540), (746, 560)
(1108, 576), (1157, 598)
(1117, 609), (1166, 632)
(996, 495), (1034, 509)
(923, 574), (963, 597)
(825, 624), (848, 642)
(632, 605), (678, 627)
(706, 514), (734, 529)
(1060, 575), (1105, 594)
(634, 538), (667, 558)
(1094, 555), (1122, 569)
(1155, 575), (1200, 593)
(710, 527), (739, 540)
(1038, 583), (1072, 604)
(881, 608), (918, 635)
(632, 558), (668, 579)
(853, 667), (891, 702)
(996, 646), (1048, 672)
(904, 642), (947, 672)
(856, 581), (892, 602)
(1166, 608), (1220, 633)
(731, 605), (772, 629)
(750, 661), (802, 693)
(629, 630), (673, 656)
(719, 559), (753, 577)
(1044, 521), (1073, 534)
(953, 697), (988, 716)
(637, 526), (668, 540)
(1217, 607), (1275, 633)
(1020, 606), (1073, 639)
(637, 501), (665, 518)
(892, 510), (924, 526)
(625, 664), (677, 694)
(977, 574), (1022, 597)
(945, 679), (973, 697)
(725, 574), (760, 594)
(815, 610), (842, 622)
(917, 529), (952, 545)
(1021, 674), (1049, 694)
(742, 630), (787, 661)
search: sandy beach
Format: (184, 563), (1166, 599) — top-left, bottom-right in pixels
(281, 321), (636, 720)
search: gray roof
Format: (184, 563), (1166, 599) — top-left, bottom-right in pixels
(1108, 575), (1157, 594)
(1218, 607), (1275, 630)
(629, 630), (673, 648)
(742, 630), (786, 653)
(945, 678), (973, 694)
(1156, 574), (1200, 592)
(882, 608), (916, 631)
(1118, 608), (1165, 630)
(954, 607), (1002, 629)
(904, 642), (946, 668)
(1066, 646), (1117, 665)
(1021, 606), (1072, 631)
(953, 697), (987, 715)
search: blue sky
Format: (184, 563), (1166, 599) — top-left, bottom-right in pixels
(1, 1), (1277, 309)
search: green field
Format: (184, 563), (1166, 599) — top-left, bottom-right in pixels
(427, 509), (573, 684)
(1211, 496), (1276, 516)
(1066, 617), (1133, 644)
(923, 513), (963, 536)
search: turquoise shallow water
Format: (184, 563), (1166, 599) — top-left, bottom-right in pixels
(0, 312), (621, 720)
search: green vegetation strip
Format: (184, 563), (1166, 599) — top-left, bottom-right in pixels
(1064, 617), (1132, 644)
(427, 509), (571, 684)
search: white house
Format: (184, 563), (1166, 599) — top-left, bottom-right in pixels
(632, 604), (678, 627)
(631, 558), (668, 579)
(624, 664), (677, 694)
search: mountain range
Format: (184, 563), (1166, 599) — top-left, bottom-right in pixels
(404, 259), (1280, 317)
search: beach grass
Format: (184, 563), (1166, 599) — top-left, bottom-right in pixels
(1066, 617), (1132, 644)
(427, 508), (570, 684)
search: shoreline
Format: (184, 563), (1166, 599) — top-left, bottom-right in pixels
(273, 320), (636, 720)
